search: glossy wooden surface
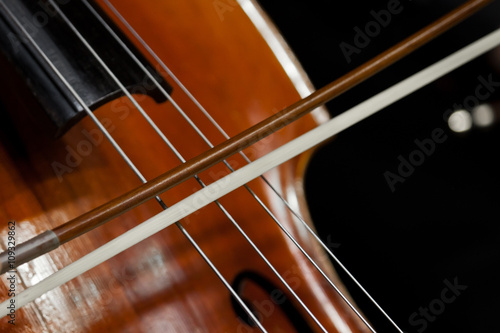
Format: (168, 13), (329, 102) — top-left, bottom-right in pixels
(14, 0), (485, 260)
(0, 0), (368, 332)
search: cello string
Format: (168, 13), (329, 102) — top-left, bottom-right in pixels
(43, 0), (325, 328)
(211, 195), (329, 332)
(5, 0), (488, 330)
(81, 0), (378, 330)
(47, 0), (330, 328)
(5, 25), (499, 319)
(0, 2), (266, 331)
(84, 0), (378, 327)
(173, 221), (268, 332)
(97, 0), (402, 330)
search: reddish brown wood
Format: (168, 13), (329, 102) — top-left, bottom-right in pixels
(43, 0), (497, 249)
(0, 0), (491, 332)
(0, 0), (367, 331)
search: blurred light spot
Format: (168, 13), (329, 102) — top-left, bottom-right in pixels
(472, 104), (495, 127)
(448, 110), (472, 133)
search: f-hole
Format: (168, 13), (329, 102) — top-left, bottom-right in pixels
(230, 271), (313, 332)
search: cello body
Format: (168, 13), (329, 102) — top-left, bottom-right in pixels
(0, 0), (368, 331)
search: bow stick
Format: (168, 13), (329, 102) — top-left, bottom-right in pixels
(0, 0), (493, 274)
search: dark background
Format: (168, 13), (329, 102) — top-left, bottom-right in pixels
(257, 1), (500, 332)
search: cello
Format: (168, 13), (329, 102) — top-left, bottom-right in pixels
(0, 0), (498, 332)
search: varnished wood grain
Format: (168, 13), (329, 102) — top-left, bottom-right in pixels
(5, 0), (491, 271)
(0, 0), (369, 332)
